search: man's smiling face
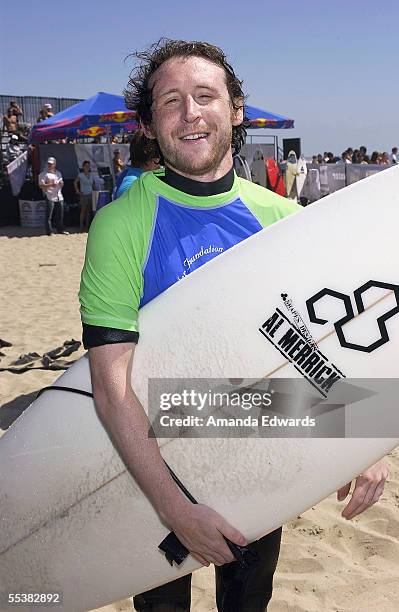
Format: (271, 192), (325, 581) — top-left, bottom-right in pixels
(143, 56), (243, 181)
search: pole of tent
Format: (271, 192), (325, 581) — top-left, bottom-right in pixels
(106, 126), (115, 183)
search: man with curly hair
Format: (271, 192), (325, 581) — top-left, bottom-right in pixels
(79, 39), (387, 611)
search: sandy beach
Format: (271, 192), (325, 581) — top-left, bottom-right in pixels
(1, 227), (398, 612)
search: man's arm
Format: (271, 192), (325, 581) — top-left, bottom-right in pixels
(89, 341), (247, 567)
(38, 175), (49, 190)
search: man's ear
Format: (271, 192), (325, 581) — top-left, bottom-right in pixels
(140, 120), (156, 140)
(232, 98), (244, 127)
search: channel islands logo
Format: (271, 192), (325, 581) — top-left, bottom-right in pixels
(306, 280), (399, 353)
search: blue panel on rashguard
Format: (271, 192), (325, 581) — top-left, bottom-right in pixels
(140, 195), (262, 307)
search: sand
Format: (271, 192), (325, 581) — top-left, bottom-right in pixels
(1, 226), (398, 612)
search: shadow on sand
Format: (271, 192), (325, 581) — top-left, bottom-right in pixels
(0, 226), (80, 238)
(0, 390), (38, 429)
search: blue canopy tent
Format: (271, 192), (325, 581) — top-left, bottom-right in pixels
(245, 105), (294, 129)
(29, 92), (138, 143)
(29, 92), (294, 143)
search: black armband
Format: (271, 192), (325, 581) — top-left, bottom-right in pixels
(82, 323), (139, 349)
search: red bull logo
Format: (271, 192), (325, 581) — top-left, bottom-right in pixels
(99, 111), (136, 123)
(251, 118), (277, 127)
(78, 126), (106, 137)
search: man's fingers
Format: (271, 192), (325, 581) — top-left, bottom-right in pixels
(206, 538), (235, 564)
(342, 472), (387, 519)
(346, 478), (386, 519)
(193, 544), (231, 566)
(218, 519), (247, 547)
(209, 550), (231, 566)
(337, 482), (351, 501)
(341, 481), (368, 518)
(343, 493), (371, 520)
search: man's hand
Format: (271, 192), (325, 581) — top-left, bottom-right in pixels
(337, 459), (388, 520)
(168, 502), (247, 567)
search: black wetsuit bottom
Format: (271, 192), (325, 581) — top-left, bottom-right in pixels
(133, 527), (282, 612)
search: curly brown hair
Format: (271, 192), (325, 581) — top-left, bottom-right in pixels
(124, 38), (248, 154)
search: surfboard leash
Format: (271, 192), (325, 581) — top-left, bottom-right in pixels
(36, 385), (258, 571)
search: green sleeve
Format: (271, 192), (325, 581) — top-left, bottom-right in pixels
(238, 178), (302, 227)
(79, 189), (149, 332)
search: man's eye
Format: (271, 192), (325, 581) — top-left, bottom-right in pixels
(165, 98), (179, 105)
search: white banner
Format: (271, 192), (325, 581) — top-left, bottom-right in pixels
(307, 164), (346, 197)
(74, 144), (129, 174)
(346, 164), (384, 185)
(6, 151), (28, 196)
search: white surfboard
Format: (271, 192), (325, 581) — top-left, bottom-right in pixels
(250, 149), (267, 187)
(284, 150), (298, 199)
(1, 166), (399, 611)
(295, 154), (308, 198)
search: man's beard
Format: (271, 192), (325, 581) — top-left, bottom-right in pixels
(155, 126), (233, 177)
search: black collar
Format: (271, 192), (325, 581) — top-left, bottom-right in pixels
(162, 165), (234, 196)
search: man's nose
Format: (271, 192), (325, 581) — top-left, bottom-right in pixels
(182, 96), (201, 122)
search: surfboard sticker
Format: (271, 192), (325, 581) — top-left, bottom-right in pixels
(260, 301), (345, 399)
(260, 282), (398, 392)
(296, 155), (308, 198)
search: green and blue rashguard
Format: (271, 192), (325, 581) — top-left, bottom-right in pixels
(79, 168), (301, 348)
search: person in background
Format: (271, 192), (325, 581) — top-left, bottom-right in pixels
(43, 103), (54, 118)
(339, 151), (352, 164)
(389, 147), (398, 164)
(3, 109), (18, 134)
(112, 149), (125, 175)
(5, 134), (21, 162)
(380, 152), (390, 165)
(74, 160), (96, 232)
(317, 153), (323, 164)
(114, 131), (161, 199)
(311, 155), (317, 164)
(370, 151), (381, 164)
(36, 109), (48, 123)
(7, 101), (23, 125)
(37, 103), (54, 124)
(38, 157), (68, 236)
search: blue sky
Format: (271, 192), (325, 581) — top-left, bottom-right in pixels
(2, 0), (398, 155)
